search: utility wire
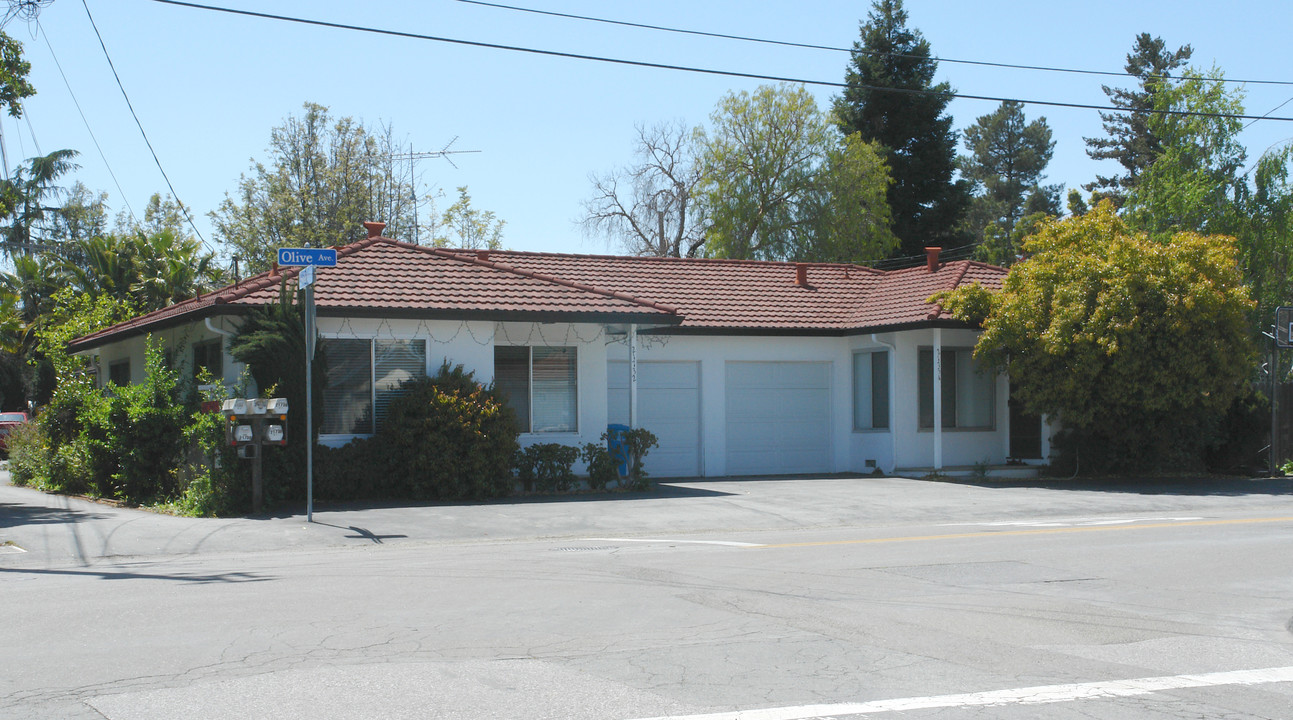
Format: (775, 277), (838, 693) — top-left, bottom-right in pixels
(81, 0), (209, 249)
(456, 0), (1293, 89)
(1246, 96), (1293, 131)
(37, 21), (137, 224)
(148, 0), (1293, 124)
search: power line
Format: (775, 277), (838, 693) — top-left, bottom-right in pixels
(148, 0), (1293, 125)
(37, 21), (138, 224)
(456, 0), (1293, 89)
(81, 0), (210, 250)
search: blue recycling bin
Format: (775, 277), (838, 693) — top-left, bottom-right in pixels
(607, 423), (630, 477)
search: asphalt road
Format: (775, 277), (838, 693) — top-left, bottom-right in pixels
(3, 472), (1293, 719)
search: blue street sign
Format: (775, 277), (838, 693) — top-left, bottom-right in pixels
(277, 248), (337, 267)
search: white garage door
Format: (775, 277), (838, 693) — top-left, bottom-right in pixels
(726, 361), (832, 476)
(607, 361), (701, 478)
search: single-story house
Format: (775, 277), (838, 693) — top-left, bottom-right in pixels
(68, 221), (1051, 477)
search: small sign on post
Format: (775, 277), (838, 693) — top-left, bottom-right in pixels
(299, 264), (316, 289)
(1277, 306), (1293, 348)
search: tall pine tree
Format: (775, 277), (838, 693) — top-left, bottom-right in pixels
(834, 0), (967, 258)
(1083, 34), (1193, 201)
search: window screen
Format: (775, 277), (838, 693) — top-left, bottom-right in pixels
(374, 340), (426, 429)
(193, 340), (223, 380)
(919, 347), (994, 430)
(531, 346), (577, 432)
(494, 346), (531, 433)
(493, 345), (577, 433)
(108, 360), (130, 386)
(322, 339), (372, 434)
(853, 350), (890, 430)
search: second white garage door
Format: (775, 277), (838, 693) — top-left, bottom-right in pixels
(726, 361), (832, 476)
(607, 361), (701, 478)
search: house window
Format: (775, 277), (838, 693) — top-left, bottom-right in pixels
(320, 339), (427, 435)
(108, 359), (130, 386)
(918, 347), (995, 430)
(193, 339), (223, 381)
(853, 350), (889, 430)
(494, 346), (577, 433)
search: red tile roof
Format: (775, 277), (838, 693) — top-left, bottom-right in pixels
(445, 249), (1005, 332)
(69, 235), (1006, 352)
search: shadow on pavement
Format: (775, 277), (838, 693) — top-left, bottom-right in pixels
(0, 566), (274, 584)
(311, 521), (409, 543)
(0, 501), (110, 530)
(938, 475), (1293, 497)
(261, 481), (741, 517)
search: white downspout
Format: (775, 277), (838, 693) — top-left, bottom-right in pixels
(205, 317), (237, 387)
(934, 327), (945, 470)
(204, 316), (236, 339)
(871, 333), (898, 473)
(628, 324), (638, 429)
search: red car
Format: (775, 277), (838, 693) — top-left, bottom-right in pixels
(0, 411), (29, 453)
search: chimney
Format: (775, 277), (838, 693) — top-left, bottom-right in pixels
(794, 263), (808, 286)
(925, 246), (942, 272)
(270, 260), (279, 278)
(363, 221), (386, 239)
(476, 249), (490, 262)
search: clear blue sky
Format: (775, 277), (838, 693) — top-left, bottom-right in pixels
(7, 0), (1292, 258)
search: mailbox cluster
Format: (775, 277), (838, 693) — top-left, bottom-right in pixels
(221, 397), (289, 459)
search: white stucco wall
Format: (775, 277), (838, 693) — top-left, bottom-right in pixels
(80, 315), (1032, 476)
(606, 326), (1012, 476)
(84, 318), (249, 390)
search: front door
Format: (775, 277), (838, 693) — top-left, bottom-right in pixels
(1009, 382), (1043, 459)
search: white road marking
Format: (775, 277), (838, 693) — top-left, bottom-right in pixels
(587, 538), (765, 548)
(627, 666), (1293, 720)
(940, 516), (1204, 528)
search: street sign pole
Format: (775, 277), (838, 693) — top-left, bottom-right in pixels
(302, 267), (317, 523)
(1275, 307), (1293, 476)
(278, 250), (333, 522)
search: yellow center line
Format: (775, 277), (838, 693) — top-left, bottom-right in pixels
(754, 516), (1293, 549)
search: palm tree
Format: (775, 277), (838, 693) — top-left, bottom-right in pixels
(0, 149), (79, 258)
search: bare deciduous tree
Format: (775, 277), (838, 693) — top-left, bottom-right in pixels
(581, 121), (705, 258)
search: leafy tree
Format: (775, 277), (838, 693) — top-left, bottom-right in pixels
(581, 121), (707, 257)
(117, 193), (195, 240)
(940, 202), (1255, 472)
(1232, 146), (1293, 326)
(833, 0), (967, 256)
(1084, 33), (1193, 201)
(45, 182), (108, 244)
(959, 101), (1061, 262)
(211, 103), (423, 272)
(0, 31), (35, 118)
(1123, 67), (1245, 237)
(696, 84), (896, 262)
(432, 186), (504, 250)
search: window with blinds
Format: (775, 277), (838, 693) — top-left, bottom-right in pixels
(322, 340), (373, 434)
(374, 340), (426, 429)
(493, 346), (531, 433)
(321, 338), (427, 435)
(493, 346), (577, 434)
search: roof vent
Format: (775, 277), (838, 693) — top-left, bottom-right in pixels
(794, 263), (808, 286)
(925, 246), (942, 272)
(476, 249), (490, 262)
(363, 221), (386, 239)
